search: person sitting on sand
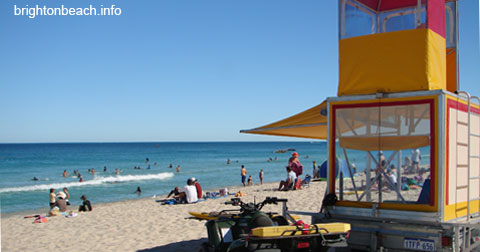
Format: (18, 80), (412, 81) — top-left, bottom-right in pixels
(49, 188), (56, 209)
(177, 178), (198, 203)
(278, 166), (297, 191)
(167, 187), (180, 198)
(54, 192), (68, 213)
(190, 177), (202, 199)
(79, 195), (93, 212)
(387, 169), (397, 189)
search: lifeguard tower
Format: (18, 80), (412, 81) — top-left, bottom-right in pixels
(242, 0), (480, 250)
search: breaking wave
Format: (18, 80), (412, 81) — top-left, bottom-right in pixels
(0, 172), (174, 193)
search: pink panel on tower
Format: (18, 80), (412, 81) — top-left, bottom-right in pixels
(427, 0), (446, 38)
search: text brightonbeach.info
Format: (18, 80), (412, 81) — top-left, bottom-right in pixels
(14, 5), (122, 19)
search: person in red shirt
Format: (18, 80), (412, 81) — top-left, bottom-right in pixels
(190, 177), (202, 199)
(288, 152), (303, 177)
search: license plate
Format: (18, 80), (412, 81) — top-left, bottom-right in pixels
(404, 238), (435, 251)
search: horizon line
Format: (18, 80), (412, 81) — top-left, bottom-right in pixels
(0, 140), (326, 144)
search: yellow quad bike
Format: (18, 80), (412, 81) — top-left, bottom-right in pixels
(189, 197), (349, 252)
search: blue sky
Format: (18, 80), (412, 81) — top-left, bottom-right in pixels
(0, 0), (479, 143)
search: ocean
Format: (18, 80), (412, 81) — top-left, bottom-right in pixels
(0, 142), (331, 214)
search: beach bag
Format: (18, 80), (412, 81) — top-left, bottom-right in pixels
(294, 178), (302, 190)
(401, 183), (410, 191)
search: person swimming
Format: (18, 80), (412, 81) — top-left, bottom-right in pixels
(135, 186), (142, 194)
(32, 177), (39, 181)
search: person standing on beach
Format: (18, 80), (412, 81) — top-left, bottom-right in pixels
(259, 169), (264, 185)
(63, 187), (71, 205)
(176, 165), (181, 173)
(241, 165), (247, 187)
(312, 161), (317, 178)
(411, 148), (421, 173)
(49, 188), (56, 209)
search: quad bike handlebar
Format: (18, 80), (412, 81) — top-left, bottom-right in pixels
(224, 197), (288, 215)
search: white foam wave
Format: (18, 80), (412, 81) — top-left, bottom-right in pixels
(0, 172), (175, 193)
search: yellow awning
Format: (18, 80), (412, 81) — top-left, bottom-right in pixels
(240, 101), (328, 140)
(339, 135), (430, 151)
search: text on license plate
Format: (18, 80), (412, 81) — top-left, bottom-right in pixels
(404, 238), (435, 251)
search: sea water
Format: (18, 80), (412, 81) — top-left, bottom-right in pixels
(0, 142), (332, 214)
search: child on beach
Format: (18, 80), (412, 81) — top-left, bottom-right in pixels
(49, 188), (56, 209)
(259, 169), (264, 185)
(248, 175), (253, 186)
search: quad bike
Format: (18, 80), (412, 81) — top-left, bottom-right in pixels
(190, 197), (348, 252)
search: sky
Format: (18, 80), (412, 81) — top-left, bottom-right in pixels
(0, 0), (479, 143)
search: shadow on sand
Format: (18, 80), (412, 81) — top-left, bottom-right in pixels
(137, 238), (207, 252)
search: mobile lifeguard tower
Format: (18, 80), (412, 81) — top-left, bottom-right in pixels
(242, 0), (480, 250)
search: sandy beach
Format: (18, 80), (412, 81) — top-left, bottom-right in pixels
(1, 181), (327, 252)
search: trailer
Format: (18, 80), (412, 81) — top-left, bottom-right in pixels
(242, 0), (480, 250)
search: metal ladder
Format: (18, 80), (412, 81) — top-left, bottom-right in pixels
(456, 91), (480, 251)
